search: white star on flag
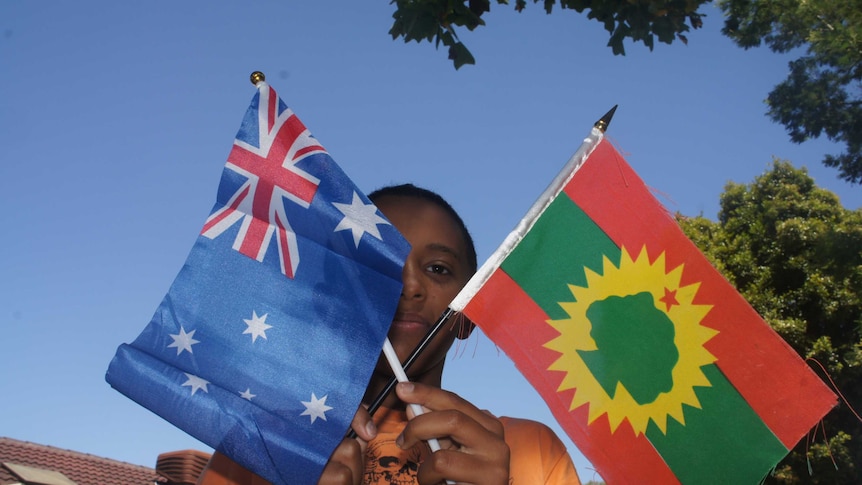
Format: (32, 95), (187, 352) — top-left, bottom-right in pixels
(181, 373), (209, 395)
(300, 392), (333, 424)
(243, 311), (273, 343)
(167, 327), (200, 355)
(239, 388), (256, 401)
(333, 191), (390, 248)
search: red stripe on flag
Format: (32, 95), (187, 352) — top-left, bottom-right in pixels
(201, 184), (250, 235)
(464, 269), (678, 484)
(238, 216), (269, 260)
(294, 144), (325, 160)
(226, 131), (319, 206)
(267, 86), (276, 132)
(562, 139), (835, 448)
(276, 225), (295, 278)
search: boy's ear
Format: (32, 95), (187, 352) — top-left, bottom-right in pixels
(456, 314), (475, 340)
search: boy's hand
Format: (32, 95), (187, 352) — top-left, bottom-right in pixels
(317, 406), (376, 485)
(395, 382), (510, 485)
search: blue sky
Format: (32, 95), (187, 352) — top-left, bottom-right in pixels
(1, 1), (859, 482)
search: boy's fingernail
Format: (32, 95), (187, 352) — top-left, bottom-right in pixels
(395, 433), (404, 448)
(398, 382), (414, 393)
(365, 421), (377, 437)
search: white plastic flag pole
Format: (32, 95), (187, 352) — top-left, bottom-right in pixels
(382, 337), (455, 485)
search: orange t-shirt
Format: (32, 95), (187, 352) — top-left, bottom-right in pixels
(197, 407), (581, 484)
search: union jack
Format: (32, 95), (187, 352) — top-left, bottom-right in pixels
(201, 84), (322, 278)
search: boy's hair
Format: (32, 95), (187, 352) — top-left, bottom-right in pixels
(368, 184), (478, 273)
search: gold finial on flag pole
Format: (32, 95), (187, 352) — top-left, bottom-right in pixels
(250, 71), (266, 86)
(594, 105), (618, 133)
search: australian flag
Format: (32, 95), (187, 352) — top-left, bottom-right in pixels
(106, 81), (410, 484)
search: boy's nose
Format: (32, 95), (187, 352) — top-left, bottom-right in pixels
(400, 261), (424, 300)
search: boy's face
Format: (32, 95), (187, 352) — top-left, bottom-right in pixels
(374, 195), (473, 379)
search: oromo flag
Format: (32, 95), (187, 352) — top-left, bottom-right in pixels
(450, 127), (837, 484)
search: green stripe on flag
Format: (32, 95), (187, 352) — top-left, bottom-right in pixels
(502, 194), (620, 320)
(645, 364), (789, 484)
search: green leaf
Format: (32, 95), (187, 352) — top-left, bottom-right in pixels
(448, 41), (476, 69)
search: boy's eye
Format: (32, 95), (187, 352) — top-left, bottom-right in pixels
(427, 264), (451, 275)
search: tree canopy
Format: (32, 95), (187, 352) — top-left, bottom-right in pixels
(388, 0), (708, 69)
(718, 0), (862, 184)
(678, 161), (862, 483)
(388, 1), (862, 184)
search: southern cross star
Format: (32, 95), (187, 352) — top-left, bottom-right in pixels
(300, 392), (333, 424)
(243, 311), (273, 343)
(167, 327), (200, 355)
(182, 373), (209, 395)
(239, 388), (256, 401)
(333, 191), (390, 248)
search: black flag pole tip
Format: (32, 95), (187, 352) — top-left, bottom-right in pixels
(250, 71), (266, 86)
(594, 105), (618, 133)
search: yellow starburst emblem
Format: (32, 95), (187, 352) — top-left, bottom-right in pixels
(545, 246), (718, 435)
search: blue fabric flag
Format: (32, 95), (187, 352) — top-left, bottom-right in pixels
(106, 82), (409, 484)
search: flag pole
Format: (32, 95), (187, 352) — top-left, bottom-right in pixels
(352, 106), (618, 436)
(380, 339), (455, 485)
(381, 339), (447, 450)
(368, 308), (455, 412)
(346, 308), (456, 438)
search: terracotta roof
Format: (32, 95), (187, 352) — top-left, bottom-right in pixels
(0, 437), (181, 485)
(155, 450), (212, 485)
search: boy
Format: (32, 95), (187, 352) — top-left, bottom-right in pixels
(198, 185), (581, 485)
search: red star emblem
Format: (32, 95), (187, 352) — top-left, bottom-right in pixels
(659, 287), (680, 311)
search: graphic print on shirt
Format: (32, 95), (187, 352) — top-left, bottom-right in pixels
(363, 437), (424, 485)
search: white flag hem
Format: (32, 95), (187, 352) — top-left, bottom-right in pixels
(448, 126), (605, 312)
